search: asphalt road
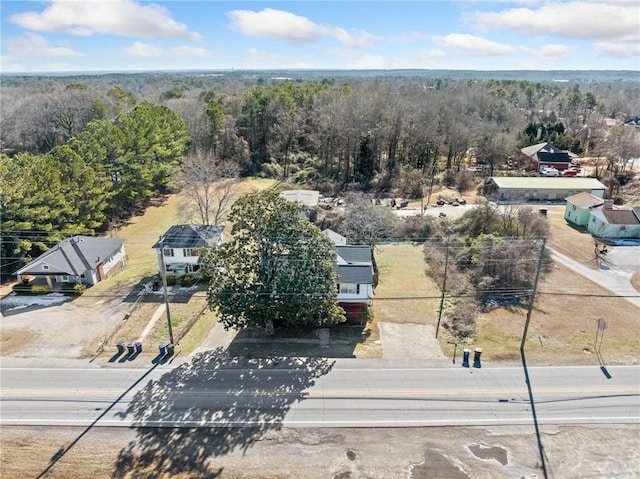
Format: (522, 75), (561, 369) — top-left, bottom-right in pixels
(549, 248), (640, 308)
(2, 358), (638, 429)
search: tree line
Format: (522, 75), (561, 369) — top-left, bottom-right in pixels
(1, 73), (639, 279)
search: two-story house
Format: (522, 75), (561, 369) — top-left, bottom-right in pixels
(153, 224), (224, 277)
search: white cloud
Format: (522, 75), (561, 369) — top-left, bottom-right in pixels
(124, 42), (215, 58)
(471, 1), (640, 42)
(228, 8), (328, 44)
(433, 33), (518, 55)
(523, 43), (577, 62)
(10, 0), (202, 41)
(5, 32), (84, 57)
(227, 8), (376, 48)
(328, 48), (445, 69)
(389, 32), (431, 43)
(595, 41), (640, 58)
(332, 28), (377, 48)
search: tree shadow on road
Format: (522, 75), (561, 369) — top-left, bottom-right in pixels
(111, 347), (334, 478)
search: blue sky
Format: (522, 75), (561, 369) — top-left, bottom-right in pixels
(1, 1), (639, 73)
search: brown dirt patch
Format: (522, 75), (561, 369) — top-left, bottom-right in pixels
(0, 328), (38, 355)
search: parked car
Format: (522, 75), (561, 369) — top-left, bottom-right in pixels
(540, 166), (560, 176)
(562, 168), (579, 176)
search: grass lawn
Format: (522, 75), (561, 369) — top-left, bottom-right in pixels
(90, 193), (637, 366)
(373, 243), (441, 327)
(89, 178), (277, 355)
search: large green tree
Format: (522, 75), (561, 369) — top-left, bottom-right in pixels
(202, 189), (345, 331)
(115, 101), (190, 204)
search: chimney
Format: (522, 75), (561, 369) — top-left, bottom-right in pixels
(603, 200), (613, 210)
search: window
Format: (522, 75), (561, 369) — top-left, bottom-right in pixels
(42, 264), (50, 270)
(163, 248), (174, 257)
(183, 248), (199, 257)
(338, 283), (359, 294)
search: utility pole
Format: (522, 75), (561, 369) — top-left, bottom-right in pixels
(435, 236), (450, 339)
(520, 238), (546, 351)
(159, 236), (175, 345)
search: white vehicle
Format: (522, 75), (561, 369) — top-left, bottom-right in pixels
(539, 166), (559, 176)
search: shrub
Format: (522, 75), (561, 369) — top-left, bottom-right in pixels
(73, 283), (86, 295)
(181, 274), (193, 287)
(32, 284), (51, 295)
(166, 274), (176, 286)
(360, 304), (374, 324)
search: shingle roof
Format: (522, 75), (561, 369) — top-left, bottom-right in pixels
(600, 209), (640, 226)
(16, 236), (124, 276)
(322, 228), (347, 245)
(152, 224), (224, 249)
(565, 192), (605, 208)
(336, 245), (372, 264)
(335, 264), (373, 284)
(521, 142), (576, 160)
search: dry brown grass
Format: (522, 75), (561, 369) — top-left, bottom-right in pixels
(373, 243), (441, 326)
(0, 328), (37, 355)
(469, 204), (640, 365)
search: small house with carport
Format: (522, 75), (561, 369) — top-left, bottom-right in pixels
(15, 236), (126, 289)
(564, 192), (605, 226)
(587, 202), (640, 239)
(153, 224), (224, 277)
(485, 177), (606, 202)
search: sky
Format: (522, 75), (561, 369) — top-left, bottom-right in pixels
(1, 0), (639, 73)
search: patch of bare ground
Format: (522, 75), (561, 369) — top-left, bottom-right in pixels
(0, 328), (37, 356)
(3, 425), (639, 479)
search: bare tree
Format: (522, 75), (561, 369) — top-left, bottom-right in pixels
(179, 150), (239, 225)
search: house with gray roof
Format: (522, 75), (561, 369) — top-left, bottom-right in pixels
(15, 236), (126, 288)
(152, 224), (224, 277)
(335, 245), (375, 321)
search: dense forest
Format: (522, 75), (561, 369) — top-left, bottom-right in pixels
(1, 70), (640, 280)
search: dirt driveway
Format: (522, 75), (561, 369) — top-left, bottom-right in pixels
(1, 284), (133, 358)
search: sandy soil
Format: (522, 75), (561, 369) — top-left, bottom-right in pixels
(2, 424), (639, 479)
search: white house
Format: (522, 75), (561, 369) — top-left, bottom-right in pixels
(322, 228), (347, 245)
(280, 189), (320, 208)
(15, 236), (126, 288)
(153, 224), (224, 277)
(335, 245), (375, 321)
